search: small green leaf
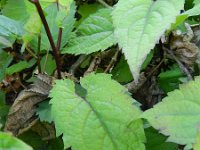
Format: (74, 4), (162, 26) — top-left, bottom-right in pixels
(0, 50), (12, 81)
(112, 0), (184, 81)
(143, 76), (200, 147)
(158, 64), (185, 92)
(37, 101), (53, 123)
(145, 127), (178, 150)
(50, 73), (145, 150)
(0, 132), (33, 150)
(6, 61), (31, 75)
(62, 8), (116, 55)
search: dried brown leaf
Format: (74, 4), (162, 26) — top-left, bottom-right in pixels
(4, 74), (53, 136)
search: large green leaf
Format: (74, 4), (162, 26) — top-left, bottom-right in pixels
(142, 76), (200, 148)
(62, 8), (116, 55)
(0, 132), (33, 150)
(50, 73), (145, 150)
(112, 0), (184, 81)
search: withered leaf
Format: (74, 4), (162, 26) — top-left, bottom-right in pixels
(4, 74), (53, 136)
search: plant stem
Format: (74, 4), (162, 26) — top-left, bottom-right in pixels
(30, 0), (61, 79)
(97, 0), (111, 8)
(56, 28), (63, 52)
(26, 47), (38, 59)
(37, 34), (41, 73)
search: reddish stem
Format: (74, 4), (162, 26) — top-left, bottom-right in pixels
(30, 0), (61, 79)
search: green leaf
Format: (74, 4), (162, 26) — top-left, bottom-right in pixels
(55, 0), (74, 28)
(194, 130), (200, 150)
(18, 130), (46, 150)
(185, 0), (200, 16)
(0, 132), (33, 150)
(0, 36), (14, 48)
(36, 101), (53, 123)
(111, 56), (133, 83)
(0, 50), (13, 81)
(6, 61), (32, 75)
(62, 8), (116, 55)
(0, 15), (23, 37)
(142, 76), (200, 147)
(50, 73), (145, 150)
(2, 0), (33, 22)
(40, 54), (56, 75)
(158, 64), (186, 92)
(2, 0), (54, 23)
(145, 127), (178, 150)
(76, 3), (103, 26)
(112, 0), (184, 81)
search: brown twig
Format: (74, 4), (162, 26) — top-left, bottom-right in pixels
(125, 57), (165, 93)
(162, 46), (193, 80)
(30, 0), (61, 79)
(69, 55), (87, 75)
(97, 0), (111, 8)
(104, 48), (120, 73)
(26, 47), (38, 59)
(84, 54), (101, 76)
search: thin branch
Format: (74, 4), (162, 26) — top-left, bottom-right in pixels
(30, 0), (61, 79)
(69, 55), (87, 75)
(163, 46), (193, 80)
(104, 48), (120, 73)
(43, 51), (49, 73)
(56, 28), (63, 51)
(84, 54), (101, 76)
(97, 0), (111, 8)
(26, 47), (38, 59)
(37, 34), (41, 73)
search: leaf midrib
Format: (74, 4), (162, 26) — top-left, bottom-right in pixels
(76, 93), (118, 150)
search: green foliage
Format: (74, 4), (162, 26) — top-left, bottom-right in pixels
(1, 0), (200, 149)
(145, 127), (178, 150)
(40, 54), (56, 75)
(0, 50), (12, 81)
(158, 64), (186, 92)
(62, 8), (116, 55)
(112, 0), (184, 81)
(143, 77), (200, 148)
(185, 0), (200, 16)
(36, 101), (53, 123)
(0, 132), (33, 150)
(76, 3), (103, 26)
(0, 15), (23, 38)
(111, 56), (133, 83)
(6, 60), (35, 75)
(50, 73), (145, 150)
